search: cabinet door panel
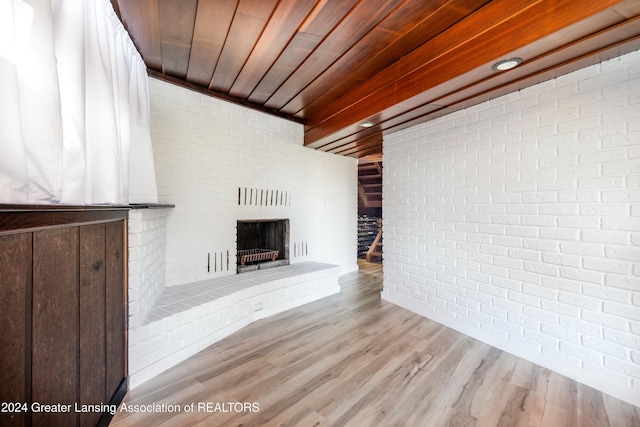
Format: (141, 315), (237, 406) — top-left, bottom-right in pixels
(32, 227), (78, 427)
(0, 233), (31, 427)
(105, 220), (126, 398)
(79, 224), (107, 427)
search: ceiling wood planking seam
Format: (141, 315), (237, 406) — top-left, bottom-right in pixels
(158, 0), (197, 78)
(228, 0), (319, 99)
(187, 0), (238, 86)
(111, 0), (640, 158)
(284, 0), (492, 118)
(260, 0), (406, 109)
(210, 0), (278, 93)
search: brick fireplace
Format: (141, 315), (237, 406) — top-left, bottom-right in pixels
(148, 77), (358, 288)
(125, 76), (358, 388)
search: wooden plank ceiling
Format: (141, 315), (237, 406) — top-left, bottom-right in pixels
(111, 0), (640, 159)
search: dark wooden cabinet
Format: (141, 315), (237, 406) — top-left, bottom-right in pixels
(0, 206), (128, 427)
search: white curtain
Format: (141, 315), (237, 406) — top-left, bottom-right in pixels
(0, 0), (157, 204)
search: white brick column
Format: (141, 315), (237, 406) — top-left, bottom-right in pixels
(128, 206), (171, 328)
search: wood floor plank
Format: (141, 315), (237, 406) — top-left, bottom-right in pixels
(111, 261), (640, 427)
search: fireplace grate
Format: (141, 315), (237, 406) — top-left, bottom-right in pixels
(237, 249), (279, 265)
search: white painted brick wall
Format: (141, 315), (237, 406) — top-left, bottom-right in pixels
(382, 50), (640, 407)
(128, 208), (170, 328)
(149, 78), (357, 286)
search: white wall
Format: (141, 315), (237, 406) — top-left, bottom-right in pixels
(128, 207), (170, 328)
(149, 78), (358, 286)
(382, 50), (640, 406)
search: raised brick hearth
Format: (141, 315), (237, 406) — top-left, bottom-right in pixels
(128, 262), (339, 388)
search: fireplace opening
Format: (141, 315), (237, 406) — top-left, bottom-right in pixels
(236, 219), (289, 273)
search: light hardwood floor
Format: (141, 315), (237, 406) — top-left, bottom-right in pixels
(111, 261), (639, 426)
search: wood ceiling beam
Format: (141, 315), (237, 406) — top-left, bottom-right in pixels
(303, 0), (627, 146)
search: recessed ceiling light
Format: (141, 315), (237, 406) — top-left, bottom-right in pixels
(492, 58), (523, 71)
(359, 121), (375, 128)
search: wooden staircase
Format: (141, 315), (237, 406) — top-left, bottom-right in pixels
(358, 160), (382, 262)
(366, 223), (383, 263)
(358, 161), (382, 208)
